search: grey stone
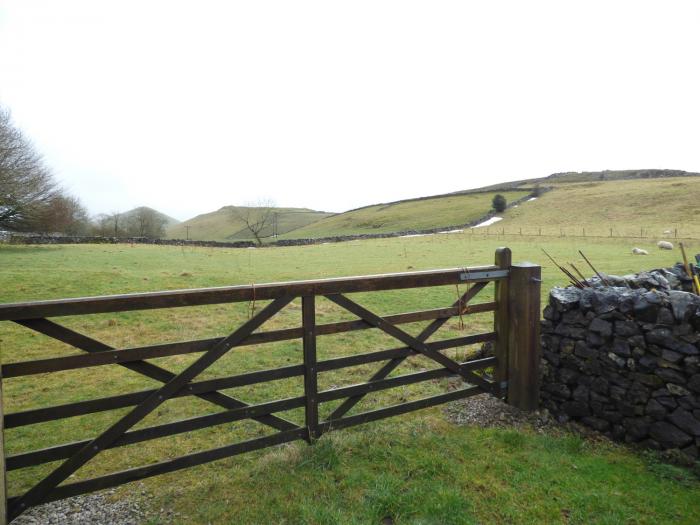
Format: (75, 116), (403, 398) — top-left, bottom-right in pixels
(646, 399), (667, 420)
(615, 320), (639, 337)
(574, 341), (597, 359)
(655, 368), (686, 384)
(649, 422), (693, 448)
(572, 384), (589, 402)
(544, 383), (571, 399)
(668, 291), (698, 322)
(581, 416), (610, 432)
(669, 408), (700, 436)
(667, 383), (691, 397)
(661, 349), (683, 364)
(623, 416), (652, 441)
(589, 318), (613, 337)
(688, 374), (700, 393)
(607, 352), (626, 368)
(562, 401), (590, 417)
(611, 339), (631, 357)
(550, 287), (581, 311)
(656, 307), (675, 325)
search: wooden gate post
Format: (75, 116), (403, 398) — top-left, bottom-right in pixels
(1, 363), (7, 525)
(506, 262), (542, 411)
(493, 247), (511, 398)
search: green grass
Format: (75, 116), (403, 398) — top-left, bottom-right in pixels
(482, 178), (700, 239)
(280, 191), (531, 239)
(166, 206), (333, 241)
(1, 237), (699, 524)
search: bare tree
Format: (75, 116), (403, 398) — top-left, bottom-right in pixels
(231, 199), (275, 245)
(126, 207), (166, 238)
(0, 106), (58, 230)
(35, 194), (90, 235)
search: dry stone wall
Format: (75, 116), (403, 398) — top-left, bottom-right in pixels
(541, 268), (700, 459)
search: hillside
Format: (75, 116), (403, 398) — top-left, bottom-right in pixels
(466, 168), (700, 192)
(122, 206), (180, 227)
(281, 190), (532, 239)
(166, 206), (332, 241)
(494, 177), (700, 238)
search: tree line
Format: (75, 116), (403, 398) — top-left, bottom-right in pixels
(0, 106), (166, 238)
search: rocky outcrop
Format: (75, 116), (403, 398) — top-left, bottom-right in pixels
(541, 281), (700, 459)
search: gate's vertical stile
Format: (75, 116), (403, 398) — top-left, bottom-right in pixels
(506, 262), (542, 410)
(302, 295), (320, 442)
(493, 247), (511, 398)
(0, 363), (7, 525)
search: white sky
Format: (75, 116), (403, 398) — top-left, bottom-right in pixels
(1, 1), (699, 221)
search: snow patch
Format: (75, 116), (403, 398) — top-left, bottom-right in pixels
(400, 233), (433, 238)
(527, 197), (537, 202)
(438, 229), (464, 234)
(472, 217), (503, 228)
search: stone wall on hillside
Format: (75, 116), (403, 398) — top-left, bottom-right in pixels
(540, 275), (700, 459)
(2, 190), (546, 249)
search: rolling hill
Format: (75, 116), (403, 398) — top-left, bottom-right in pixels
(166, 206), (333, 241)
(494, 177), (700, 238)
(278, 190), (532, 239)
(122, 206), (180, 228)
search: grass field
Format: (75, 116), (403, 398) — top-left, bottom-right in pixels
(166, 206), (332, 242)
(470, 178), (700, 240)
(1, 236), (699, 524)
(280, 191), (531, 239)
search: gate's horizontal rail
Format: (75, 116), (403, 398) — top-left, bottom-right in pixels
(7, 356), (496, 471)
(8, 385), (483, 507)
(7, 396), (307, 471)
(2, 302), (496, 378)
(4, 332), (495, 428)
(0, 266), (506, 321)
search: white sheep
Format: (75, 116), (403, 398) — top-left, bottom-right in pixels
(632, 247), (648, 255)
(657, 241), (674, 250)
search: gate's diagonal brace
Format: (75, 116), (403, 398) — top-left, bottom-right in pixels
(327, 282), (488, 420)
(14, 318), (297, 433)
(326, 293), (495, 394)
(9, 296), (294, 520)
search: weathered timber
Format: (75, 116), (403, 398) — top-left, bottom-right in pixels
(2, 302), (496, 378)
(0, 267), (506, 321)
(507, 263), (542, 410)
(494, 247), (511, 395)
(302, 295), (319, 441)
(8, 297), (293, 520)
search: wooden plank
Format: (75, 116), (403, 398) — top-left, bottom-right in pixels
(318, 357), (496, 402)
(5, 362), (305, 428)
(2, 302), (495, 378)
(7, 396), (306, 471)
(493, 247), (511, 397)
(317, 332), (496, 372)
(506, 262), (542, 410)
(11, 319), (297, 433)
(0, 360), (6, 525)
(327, 282), (490, 420)
(319, 385), (483, 432)
(8, 296), (293, 520)
(302, 295), (319, 441)
(326, 294), (495, 394)
(8, 428), (308, 507)
(5, 335), (495, 428)
(0, 267), (506, 321)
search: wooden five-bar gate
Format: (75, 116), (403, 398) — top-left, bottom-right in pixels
(0, 248), (541, 523)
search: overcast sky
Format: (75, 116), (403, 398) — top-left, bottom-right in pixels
(1, 1), (699, 221)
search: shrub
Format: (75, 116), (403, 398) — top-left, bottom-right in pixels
(492, 194), (507, 212)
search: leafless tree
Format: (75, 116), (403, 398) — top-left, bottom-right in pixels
(0, 106), (58, 230)
(126, 207), (166, 238)
(35, 194), (90, 235)
(231, 199), (275, 245)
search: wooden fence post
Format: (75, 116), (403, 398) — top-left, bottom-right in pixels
(506, 262), (541, 411)
(0, 363), (6, 525)
(302, 295), (320, 442)
(493, 248), (511, 398)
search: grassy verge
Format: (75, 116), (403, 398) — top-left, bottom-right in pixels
(1, 236), (698, 524)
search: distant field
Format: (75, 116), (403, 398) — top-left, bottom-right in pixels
(167, 206), (332, 241)
(1, 237), (698, 524)
(491, 178), (700, 238)
(281, 190), (531, 239)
